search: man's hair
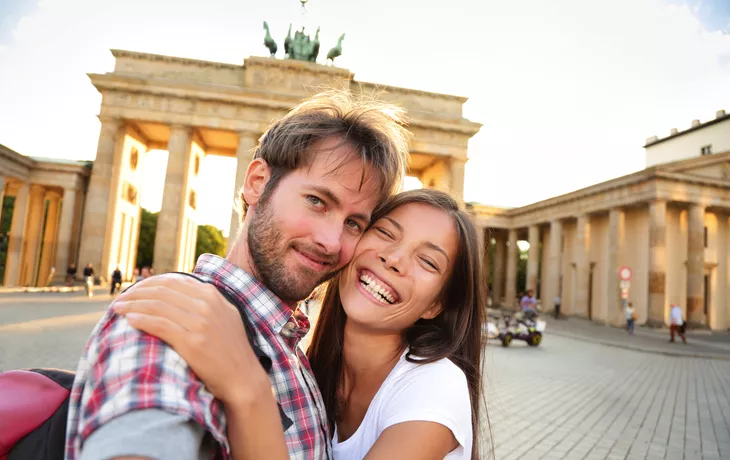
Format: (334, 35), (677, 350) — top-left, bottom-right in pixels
(235, 90), (410, 218)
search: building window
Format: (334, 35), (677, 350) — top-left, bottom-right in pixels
(704, 226), (708, 248)
(700, 145), (712, 156)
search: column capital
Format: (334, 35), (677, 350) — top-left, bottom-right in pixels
(29, 184), (46, 196)
(44, 190), (62, 201)
(237, 130), (261, 140)
(97, 115), (122, 126)
(169, 124), (194, 134)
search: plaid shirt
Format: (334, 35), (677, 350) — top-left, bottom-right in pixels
(65, 254), (332, 460)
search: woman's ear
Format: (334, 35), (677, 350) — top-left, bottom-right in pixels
(420, 301), (443, 320)
(242, 158), (271, 209)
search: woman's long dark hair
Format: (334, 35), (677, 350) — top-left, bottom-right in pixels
(307, 188), (487, 460)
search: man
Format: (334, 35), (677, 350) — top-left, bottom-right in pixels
(520, 289), (537, 314)
(669, 303), (687, 344)
(65, 91), (410, 460)
(66, 263), (77, 286)
(82, 263), (94, 297)
(553, 294), (561, 319)
(110, 266), (123, 296)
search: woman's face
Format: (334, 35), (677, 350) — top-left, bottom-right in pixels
(339, 202), (458, 333)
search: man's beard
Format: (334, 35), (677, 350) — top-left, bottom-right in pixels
(248, 202), (340, 305)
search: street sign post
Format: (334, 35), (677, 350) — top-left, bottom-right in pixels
(619, 266), (632, 281)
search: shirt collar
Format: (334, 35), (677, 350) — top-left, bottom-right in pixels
(194, 254), (299, 336)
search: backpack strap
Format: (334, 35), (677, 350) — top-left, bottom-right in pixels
(169, 272), (293, 431)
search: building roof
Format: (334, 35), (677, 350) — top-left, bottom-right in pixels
(644, 110), (730, 148)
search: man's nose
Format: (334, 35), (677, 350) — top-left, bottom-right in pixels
(312, 222), (343, 255)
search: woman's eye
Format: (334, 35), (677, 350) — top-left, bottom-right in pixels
(375, 227), (393, 239)
(421, 257), (439, 271)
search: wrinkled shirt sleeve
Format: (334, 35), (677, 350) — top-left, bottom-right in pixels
(65, 308), (230, 460)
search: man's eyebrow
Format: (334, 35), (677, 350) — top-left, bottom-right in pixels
(309, 185), (370, 223)
(383, 217), (450, 263)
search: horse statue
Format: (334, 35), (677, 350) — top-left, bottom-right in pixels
(263, 21), (277, 57)
(327, 33), (345, 65)
(284, 23), (293, 58)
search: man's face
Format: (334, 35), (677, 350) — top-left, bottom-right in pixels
(248, 136), (382, 305)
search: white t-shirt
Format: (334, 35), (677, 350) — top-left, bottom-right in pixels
(332, 351), (472, 460)
(670, 306), (684, 325)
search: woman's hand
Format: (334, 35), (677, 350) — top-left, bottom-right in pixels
(113, 275), (270, 406)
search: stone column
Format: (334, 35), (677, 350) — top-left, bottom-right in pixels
(54, 188), (77, 278)
(227, 131), (259, 252)
(526, 225), (540, 293)
(0, 175), (5, 223)
(37, 190), (62, 286)
(687, 204), (706, 326)
(544, 219), (562, 314)
(448, 157), (466, 205)
(3, 183), (29, 287)
(78, 117), (125, 277)
(573, 215), (590, 317)
(154, 125), (194, 274)
(19, 185), (46, 286)
(647, 201), (667, 327)
(492, 231), (506, 301)
(607, 208), (625, 326)
(505, 229), (518, 306)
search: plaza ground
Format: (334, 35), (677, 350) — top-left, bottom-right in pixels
(1, 292), (729, 459)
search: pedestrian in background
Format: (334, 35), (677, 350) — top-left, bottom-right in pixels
(625, 302), (636, 335)
(670, 304), (687, 344)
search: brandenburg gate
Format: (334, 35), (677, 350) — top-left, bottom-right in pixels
(77, 49), (481, 282)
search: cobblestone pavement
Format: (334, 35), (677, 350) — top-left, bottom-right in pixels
(484, 336), (730, 460)
(1, 293), (729, 459)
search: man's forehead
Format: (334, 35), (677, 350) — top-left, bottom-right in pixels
(304, 148), (383, 197)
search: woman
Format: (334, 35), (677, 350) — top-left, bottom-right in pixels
(115, 189), (486, 459)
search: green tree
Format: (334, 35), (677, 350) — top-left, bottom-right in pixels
(517, 246), (528, 295)
(136, 209), (158, 269)
(195, 224), (226, 259)
(0, 196), (15, 283)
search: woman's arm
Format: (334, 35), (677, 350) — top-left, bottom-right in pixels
(364, 422), (458, 460)
(113, 275), (289, 460)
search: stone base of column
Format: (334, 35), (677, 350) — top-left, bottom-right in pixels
(644, 318), (665, 328)
(685, 320), (709, 330)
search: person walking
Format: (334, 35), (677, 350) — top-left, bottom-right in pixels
(553, 295), (561, 319)
(66, 263), (77, 286)
(82, 263), (95, 297)
(110, 267), (123, 296)
(669, 304), (687, 343)
(625, 302), (636, 335)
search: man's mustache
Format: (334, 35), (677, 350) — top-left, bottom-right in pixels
(291, 242), (339, 267)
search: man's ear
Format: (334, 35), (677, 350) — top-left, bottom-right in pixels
(242, 158), (271, 209)
(420, 301), (443, 321)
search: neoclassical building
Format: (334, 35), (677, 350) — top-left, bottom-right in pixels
(1, 49), (728, 332)
(477, 111), (730, 331)
(0, 49), (480, 287)
(0, 145), (89, 287)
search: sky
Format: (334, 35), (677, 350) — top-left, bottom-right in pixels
(1, 0), (730, 234)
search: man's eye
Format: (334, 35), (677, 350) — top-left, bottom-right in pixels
(346, 220), (363, 232)
(307, 195), (324, 207)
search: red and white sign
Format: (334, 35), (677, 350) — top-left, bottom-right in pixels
(620, 288), (630, 299)
(619, 266), (632, 281)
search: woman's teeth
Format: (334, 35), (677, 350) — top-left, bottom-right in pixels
(359, 274), (395, 304)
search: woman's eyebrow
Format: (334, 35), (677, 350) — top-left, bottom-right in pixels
(382, 216), (403, 232)
(422, 241), (450, 264)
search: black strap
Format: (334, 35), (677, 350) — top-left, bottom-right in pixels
(169, 272), (294, 431)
